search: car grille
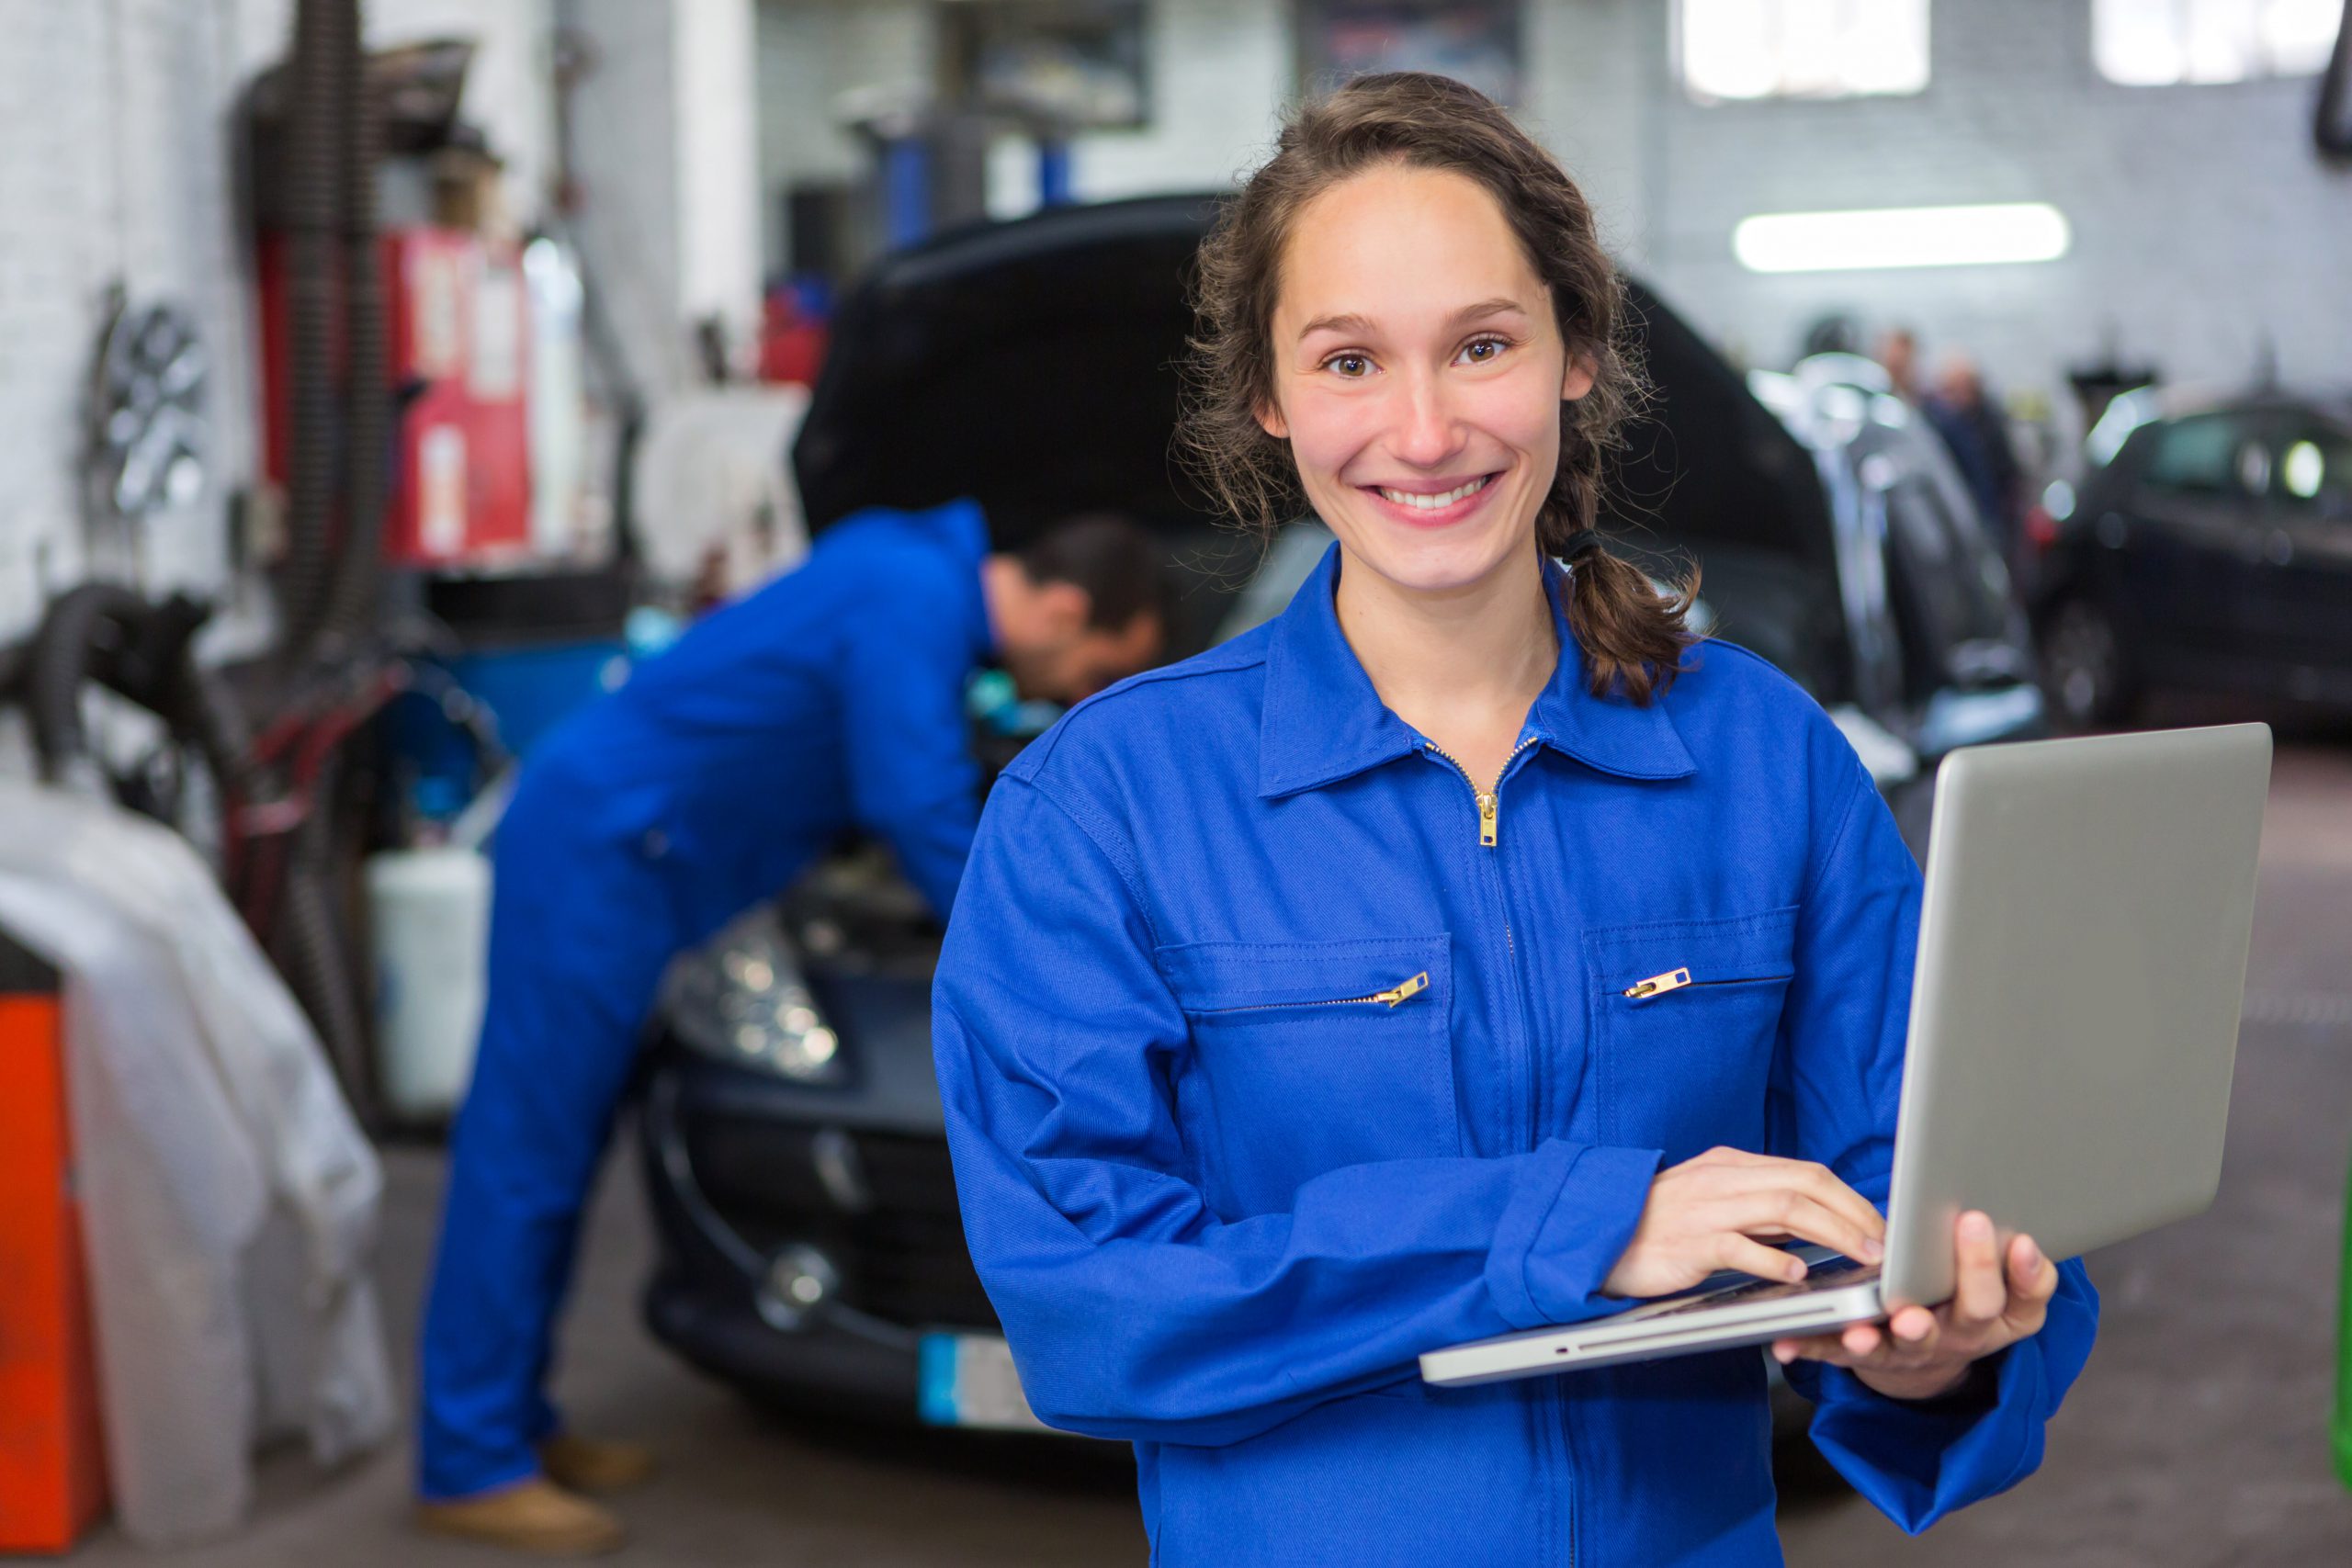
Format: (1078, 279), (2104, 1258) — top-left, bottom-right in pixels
(680, 1112), (1001, 1331)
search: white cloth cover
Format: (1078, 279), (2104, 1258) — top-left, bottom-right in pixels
(0, 781), (392, 1545)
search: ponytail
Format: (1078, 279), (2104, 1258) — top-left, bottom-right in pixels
(1557, 530), (1700, 705)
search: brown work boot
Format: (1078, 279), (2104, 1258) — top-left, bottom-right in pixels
(538, 1432), (659, 1495)
(415, 1476), (626, 1557)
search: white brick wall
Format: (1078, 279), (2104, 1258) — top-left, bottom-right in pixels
(0, 0), (260, 649)
(0, 0), (558, 654)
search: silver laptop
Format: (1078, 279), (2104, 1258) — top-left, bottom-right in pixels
(1421, 723), (2270, 1388)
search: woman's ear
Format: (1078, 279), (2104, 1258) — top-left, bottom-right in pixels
(1254, 397), (1290, 441)
(1561, 353), (1598, 402)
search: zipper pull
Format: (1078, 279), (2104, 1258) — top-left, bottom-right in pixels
(1623, 967), (1691, 1000)
(1375, 972), (1430, 1007)
(1476, 792), (1498, 848)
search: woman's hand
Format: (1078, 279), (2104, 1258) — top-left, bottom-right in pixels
(1769, 1210), (2059, 1401)
(1602, 1146), (1886, 1299)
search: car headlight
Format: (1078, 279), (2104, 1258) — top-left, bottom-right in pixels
(662, 904), (849, 1085)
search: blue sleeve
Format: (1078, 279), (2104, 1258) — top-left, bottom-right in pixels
(930, 773), (1662, 1448)
(840, 581), (984, 921)
(1768, 753), (2100, 1532)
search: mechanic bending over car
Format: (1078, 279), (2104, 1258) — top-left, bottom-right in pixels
(930, 73), (2098, 1566)
(416, 500), (1167, 1554)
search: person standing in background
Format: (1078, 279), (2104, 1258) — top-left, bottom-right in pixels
(1926, 355), (2025, 554)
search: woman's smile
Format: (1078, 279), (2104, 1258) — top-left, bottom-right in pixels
(1358, 469), (1506, 528)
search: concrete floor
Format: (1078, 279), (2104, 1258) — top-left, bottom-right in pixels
(74, 716), (2352, 1566)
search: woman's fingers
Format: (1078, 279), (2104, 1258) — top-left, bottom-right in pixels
(1713, 1232), (1814, 1283)
(1682, 1153), (1885, 1248)
(1885, 1304), (1939, 1353)
(2003, 1234), (2056, 1330)
(1951, 1212), (2008, 1325)
(1772, 1327), (1870, 1366)
(1714, 1190), (1883, 1265)
(1765, 1158), (1886, 1244)
(1774, 1304), (1939, 1371)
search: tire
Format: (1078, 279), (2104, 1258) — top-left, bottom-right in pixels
(2040, 594), (2139, 730)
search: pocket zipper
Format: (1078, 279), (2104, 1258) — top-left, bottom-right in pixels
(1621, 967), (1786, 1000)
(1201, 972), (1430, 1015)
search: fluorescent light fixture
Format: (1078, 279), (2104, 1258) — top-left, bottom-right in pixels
(1733, 203), (2072, 273)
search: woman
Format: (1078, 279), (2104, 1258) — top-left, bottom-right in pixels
(931, 73), (2097, 1566)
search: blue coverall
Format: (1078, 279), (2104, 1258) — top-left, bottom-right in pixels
(420, 501), (995, 1501)
(930, 543), (2099, 1566)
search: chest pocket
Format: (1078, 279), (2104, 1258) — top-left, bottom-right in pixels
(1155, 936), (1456, 1218)
(1584, 908), (1798, 1166)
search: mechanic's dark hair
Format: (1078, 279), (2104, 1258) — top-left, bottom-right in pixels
(1020, 513), (1170, 633)
(1177, 71), (1697, 704)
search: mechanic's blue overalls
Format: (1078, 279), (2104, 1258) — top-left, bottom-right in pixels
(420, 501), (995, 1501)
(932, 543), (2099, 1566)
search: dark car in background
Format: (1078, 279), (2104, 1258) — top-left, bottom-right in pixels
(2031, 389), (2352, 728)
(633, 195), (2041, 1434)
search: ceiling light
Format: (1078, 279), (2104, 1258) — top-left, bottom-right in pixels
(1733, 203), (2072, 273)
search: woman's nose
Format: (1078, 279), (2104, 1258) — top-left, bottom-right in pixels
(1387, 372), (1464, 468)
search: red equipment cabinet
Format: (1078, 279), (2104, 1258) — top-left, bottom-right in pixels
(0, 935), (108, 1552)
(257, 227), (533, 568)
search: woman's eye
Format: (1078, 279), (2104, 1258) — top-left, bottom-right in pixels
(1460, 336), (1509, 364)
(1324, 354), (1372, 378)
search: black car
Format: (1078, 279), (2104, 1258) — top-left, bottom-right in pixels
(2031, 389), (2352, 728)
(634, 195), (2041, 1433)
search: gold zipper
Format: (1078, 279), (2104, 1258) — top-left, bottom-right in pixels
(1623, 967), (1692, 999)
(1201, 972), (1430, 1015)
(1425, 737), (1539, 848)
(1622, 968), (1786, 999)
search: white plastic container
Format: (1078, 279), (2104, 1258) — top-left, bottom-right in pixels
(367, 846), (492, 1121)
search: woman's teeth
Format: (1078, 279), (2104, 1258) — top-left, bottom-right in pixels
(1377, 476), (1490, 510)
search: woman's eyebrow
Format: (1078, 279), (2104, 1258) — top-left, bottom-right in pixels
(1295, 297), (1529, 342)
(1448, 296), (1528, 326)
(1297, 310), (1376, 342)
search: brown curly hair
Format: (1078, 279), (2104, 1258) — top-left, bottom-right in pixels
(1177, 71), (1696, 703)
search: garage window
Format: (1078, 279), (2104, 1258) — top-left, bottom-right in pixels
(2093, 0), (2343, 86)
(1673, 0), (1931, 103)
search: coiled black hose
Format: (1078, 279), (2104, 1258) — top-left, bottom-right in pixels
(280, 750), (369, 1092)
(268, 0), (379, 1103)
(24, 582), (150, 785)
(279, 0), (352, 663)
(322, 0), (385, 647)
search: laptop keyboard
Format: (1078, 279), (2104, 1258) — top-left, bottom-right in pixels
(1627, 1256), (1883, 1322)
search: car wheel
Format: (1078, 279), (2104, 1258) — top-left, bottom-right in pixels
(2041, 595), (2137, 730)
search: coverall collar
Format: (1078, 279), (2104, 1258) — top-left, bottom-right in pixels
(1257, 541), (1696, 800)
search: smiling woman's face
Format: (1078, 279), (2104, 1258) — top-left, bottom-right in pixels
(1259, 162), (1594, 598)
